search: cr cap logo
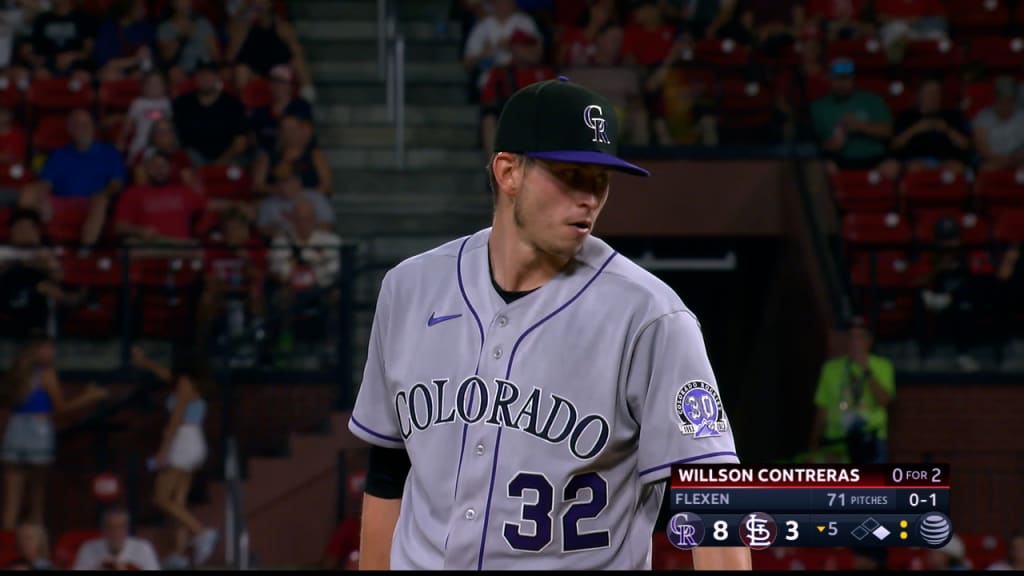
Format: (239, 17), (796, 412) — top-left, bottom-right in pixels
(583, 105), (610, 144)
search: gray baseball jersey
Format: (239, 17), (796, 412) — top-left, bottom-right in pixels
(349, 228), (740, 570)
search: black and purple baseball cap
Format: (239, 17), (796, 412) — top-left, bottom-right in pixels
(493, 76), (650, 177)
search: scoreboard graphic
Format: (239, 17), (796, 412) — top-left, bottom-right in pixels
(666, 463), (951, 550)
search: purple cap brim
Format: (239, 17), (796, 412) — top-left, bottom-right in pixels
(524, 150), (650, 177)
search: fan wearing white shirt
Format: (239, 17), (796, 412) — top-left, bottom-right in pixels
(462, 0), (540, 92)
(72, 508), (160, 571)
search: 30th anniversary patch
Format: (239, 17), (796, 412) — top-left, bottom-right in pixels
(675, 380), (728, 438)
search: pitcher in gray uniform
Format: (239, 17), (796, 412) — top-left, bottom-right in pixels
(348, 76), (751, 571)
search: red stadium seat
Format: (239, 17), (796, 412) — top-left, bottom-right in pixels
(831, 169), (898, 213)
(129, 255), (204, 287)
(57, 248), (123, 287)
(172, 77), (197, 98)
(843, 212), (913, 245)
(963, 81), (994, 120)
(974, 168), (1024, 212)
(714, 80), (776, 136)
(875, 0), (944, 18)
(46, 197), (91, 244)
(879, 79), (918, 115)
(54, 530), (100, 569)
(681, 38), (751, 70)
(98, 77), (142, 115)
(241, 77), (271, 111)
(948, 0), (1010, 35)
(965, 36), (1024, 73)
(196, 164), (252, 200)
(826, 37), (889, 73)
(806, 0), (868, 20)
(0, 161), (32, 189)
(912, 209), (991, 245)
(902, 38), (964, 74)
(26, 78), (95, 116)
(0, 76), (24, 109)
(888, 547), (929, 570)
(0, 207), (9, 243)
(60, 288), (120, 337)
(961, 533), (1008, 570)
(850, 250), (917, 287)
(32, 115), (71, 154)
(899, 168), (971, 211)
(993, 208), (1024, 242)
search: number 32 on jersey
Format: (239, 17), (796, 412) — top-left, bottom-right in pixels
(503, 471), (610, 552)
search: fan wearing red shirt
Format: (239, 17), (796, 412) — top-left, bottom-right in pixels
(622, 0), (675, 67)
(114, 151), (206, 245)
(479, 28), (555, 155)
(555, 0), (618, 67)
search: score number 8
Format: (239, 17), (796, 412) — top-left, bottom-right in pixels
(710, 520), (800, 542)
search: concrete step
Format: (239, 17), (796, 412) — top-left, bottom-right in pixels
(311, 60), (466, 84)
(331, 168), (486, 195)
(315, 83), (469, 106)
(335, 209), (491, 238)
(290, 0), (453, 21)
(326, 147), (483, 170)
(305, 39), (460, 63)
(320, 104), (477, 127)
(319, 123), (477, 149)
(296, 20), (460, 43)
(334, 191), (491, 214)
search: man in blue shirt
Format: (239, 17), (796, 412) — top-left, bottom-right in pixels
(19, 109), (125, 247)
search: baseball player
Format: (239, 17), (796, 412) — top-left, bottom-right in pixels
(348, 77), (750, 570)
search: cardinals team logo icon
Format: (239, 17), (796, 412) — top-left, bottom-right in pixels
(675, 381), (728, 438)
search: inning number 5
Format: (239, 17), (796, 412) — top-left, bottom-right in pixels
(503, 471), (610, 552)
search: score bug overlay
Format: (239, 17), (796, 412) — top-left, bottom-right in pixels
(666, 463), (951, 550)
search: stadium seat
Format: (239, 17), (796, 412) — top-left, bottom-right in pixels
(831, 169), (898, 213)
(172, 77), (197, 98)
(46, 197), (91, 244)
(850, 250), (917, 288)
(902, 38), (964, 74)
(241, 77), (271, 111)
(843, 212), (913, 245)
(0, 161), (32, 189)
(53, 530), (100, 569)
(805, 0), (868, 21)
(962, 80), (994, 120)
(26, 78), (95, 116)
(888, 546), (929, 570)
(911, 209), (991, 245)
(879, 80), (918, 115)
(0, 76), (24, 109)
(974, 168), (1024, 212)
(961, 533), (1008, 570)
(196, 164), (252, 200)
(826, 37), (889, 73)
(714, 79), (776, 140)
(899, 169), (971, 211)
(98, 77), (142, 116)
(948, 0), (1010, 36)
(57, 248), (123, 287)
(993, 208), (1024, 242)
(681, 38), (751, 70)
(0, 207), (8, 242)
(31, 115), (71, 154)
(129, 256), (204, 287)
(965, 36), (1024, 73)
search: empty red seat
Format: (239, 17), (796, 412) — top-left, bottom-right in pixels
(0, 161), (32, 188)
(948, 0), (1010, 34)
(963, 81), (994, 119)
(900, 168), (971, 210)
(912, 209), (991, 244)
(806, 0), (868, 20)
(961, 533), (1008, 570)
(683, 38), (751, 69)
(60, 289), (120, 337)
(196, 164), (252, 200)
(715, 80), (775, 132)
(902, 38), (964, 73)
(172, 77), (197, 98)
(974, 168), (1024, 211)
(241, 77), (271, 111)
(850, 250), (916, 287)
(56, 248), (123, 286)
(843, 212), (913, 245)
(26, 78), (95, 116)
(966, 36), (1024, 73)
(878, 79), (918, 114)
(994, 208), (1024, 242)
(875, 0), (945, 19)
(0, 207), (9, 242)
(54, 530), (100, 569)
(46, 197), (90, 244)
(0, 76), (24, 109)
(826, 37), (888, 73)
(98, 77), (142, 115)
(831, 169), (898, 212)
(129, 255), (204, 287)
(32, 115), (71, 154)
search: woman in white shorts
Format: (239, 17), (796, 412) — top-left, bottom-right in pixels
(132, 346), (218, 568)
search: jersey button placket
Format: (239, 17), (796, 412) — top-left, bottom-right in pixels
(492, 346), (502, 359)
(465, 508), (476, 520)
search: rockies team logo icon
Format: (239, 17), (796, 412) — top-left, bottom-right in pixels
(666, 512), (705, 551)
(739, 512), (778, 550)
(675, 381), (728, 438)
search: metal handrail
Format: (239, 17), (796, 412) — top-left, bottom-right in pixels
(381, 1), (406, 170)
(224, 436), (250, 569)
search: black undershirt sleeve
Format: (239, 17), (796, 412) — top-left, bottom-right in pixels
(365, 445), (412, 499)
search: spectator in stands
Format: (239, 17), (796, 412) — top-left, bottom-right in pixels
(249, 63), (314, 153)
(72, 507), (161, 570)
(988, 527), (1024, 570)
(0, 0), (44, 71)
(876, 0), (948, 64)
(809, 315), (894, 464)
(462, 0), (540, 101)
(114, 150), (207, 248)
(808, 0), (874, 42)
(196, 207), (266, 353)
(973, 76), (1024, 172)
(118, 70), (172, 161)
(926, 533), (969, 570)
(740, 0), (804, 58)
(479, 28), (555, 156)
(131, 345), (218, 568)
(6, 522), (52, 570)
(914, 216), (982, 372)
(891, 79), (970, 174)
(555, 0), (619, 68)
(94, 0), (156, 81)
(26, 0), (96, 81)
(132, 117), (195, 187)
(227, 0), (314, 101)
(268, 196), (341, 357)
(622, 0), (676, 68)
(811, 58), (897, 177)
(157, 0), (221, 84)
(171, 60), (249, 167)
(18, 109), (125, 248)
(251, 112), (331, 196)
(646, 39), (717, 146)
(0, 208), (63, 338)
(1, 334), (108, 530)
(257, 173), (334, 239)
(675, 0), (749, 44)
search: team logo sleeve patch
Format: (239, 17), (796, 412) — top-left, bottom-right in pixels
(674, 380), (729, 438)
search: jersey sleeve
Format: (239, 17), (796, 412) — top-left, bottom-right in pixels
(348, 270), (406, 449)
(627, 310), (740, 484)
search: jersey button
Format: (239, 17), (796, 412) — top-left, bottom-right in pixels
(465, 509), (476, 520)
(497, 315), (508, 327)
(475, 443), (485, 455)
(492, 346), (502, 359)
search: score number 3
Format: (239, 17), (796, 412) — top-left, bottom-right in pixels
(504, 472), (610, 552)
